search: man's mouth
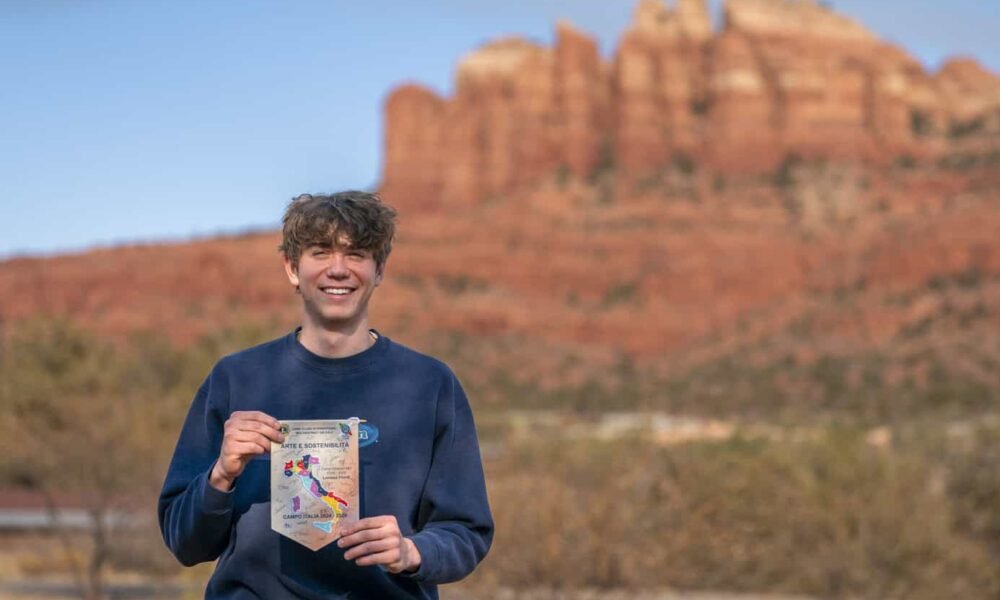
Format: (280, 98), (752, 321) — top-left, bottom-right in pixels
(321, 287), (354, 296)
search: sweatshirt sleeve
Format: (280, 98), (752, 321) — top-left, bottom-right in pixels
(406, 372), (494, 584)
(157, 367), (235, 566)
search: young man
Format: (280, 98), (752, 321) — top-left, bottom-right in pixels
(159, 191), (494, 599)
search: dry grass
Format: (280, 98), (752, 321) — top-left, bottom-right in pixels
(463, 427), (1000, 599)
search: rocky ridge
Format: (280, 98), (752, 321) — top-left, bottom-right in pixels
(381, 0), (1000, 209)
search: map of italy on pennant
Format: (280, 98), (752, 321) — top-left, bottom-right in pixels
(271, 419), (360, 550)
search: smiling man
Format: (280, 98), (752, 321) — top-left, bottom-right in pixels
(158, 191), (494, 599)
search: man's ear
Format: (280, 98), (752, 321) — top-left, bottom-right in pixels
(283, 255), (300, 288)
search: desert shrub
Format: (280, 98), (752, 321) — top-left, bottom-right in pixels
(435, 335), (995, 421)
(555, 164), (572, 188)
(661, 350), (996, 424)
(590, 138), (616, 184)
(948, 116), (986, 138)
(108, 515), (183, 576)
(944, 421), (1000, 562)
(0, 318), (279, 591)
(479, 368), (645, 413)
(774, 153), (803, 189)
(601, 281), (639, 308)
(910, 109), (934, 137)
(938, 152), (980, 170)
(671, 153), (696, 176)
(436, 274), (490, 295)
(476, 432), (999, 598)
(0, 320), (183, 597)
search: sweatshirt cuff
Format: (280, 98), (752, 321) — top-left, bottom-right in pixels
(402, 533), (439, 582)
(200, 470), (235, 514)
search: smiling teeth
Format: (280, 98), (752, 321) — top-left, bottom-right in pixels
(323, 288), (351, 295)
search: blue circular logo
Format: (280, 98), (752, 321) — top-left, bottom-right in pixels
(358, 423), (379, 447)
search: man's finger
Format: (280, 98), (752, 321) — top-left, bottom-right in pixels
(222, 440), (271, 458)
(224, 440), (269, 457)
(353, 550), (399, 567)
(234, 419), (282, 436)
(340, 516), (393, 537)
(342, 538), (396, 561)
(228, 430), (281, 448)
(231, 411), (282, 430)
(338, 527), (389, 549)
(229, 419), (284, 443)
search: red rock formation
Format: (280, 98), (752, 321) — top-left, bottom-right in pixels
(710, 0), (912, 165)
(382, 0), (999, 208)
(703, 26), (782, 170)
(382, 85), (446, 210)
(613, 0), (712, 172)
(935, 58), (1000, 121)
(553, 22), (608, 180)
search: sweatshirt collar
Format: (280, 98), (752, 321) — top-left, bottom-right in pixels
(286, 327), (389, 377)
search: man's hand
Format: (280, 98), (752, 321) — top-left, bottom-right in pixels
(338, 516), (422, 574)
(209, 411), (284, 492)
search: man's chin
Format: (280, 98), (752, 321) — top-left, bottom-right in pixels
(317, 311), (366, 330)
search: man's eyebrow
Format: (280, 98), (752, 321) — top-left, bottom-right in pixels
(308, 240), (370, 252)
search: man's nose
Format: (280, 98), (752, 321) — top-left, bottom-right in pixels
(325, 254), (350, 278)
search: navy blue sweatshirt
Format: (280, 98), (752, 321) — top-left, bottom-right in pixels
(158, 331), (493, 599)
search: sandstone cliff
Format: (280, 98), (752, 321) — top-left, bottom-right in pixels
(2, 0), (998, 400)
(381, 0), (1000, 209)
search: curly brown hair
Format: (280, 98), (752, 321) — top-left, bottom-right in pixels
(279, 191), (397, 272)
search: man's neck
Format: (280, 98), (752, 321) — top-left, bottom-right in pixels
(297, 323), (376, 359)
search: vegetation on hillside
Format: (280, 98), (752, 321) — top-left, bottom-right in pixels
(1, 317), (997, 598)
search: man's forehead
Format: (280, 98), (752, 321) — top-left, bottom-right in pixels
(312, 232), (356, 249)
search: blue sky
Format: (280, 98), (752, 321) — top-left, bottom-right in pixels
(1, 0), (997, 258)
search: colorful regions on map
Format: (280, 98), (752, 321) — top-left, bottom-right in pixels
(313, 521), (333, 533)
(284, 454), (350, 517)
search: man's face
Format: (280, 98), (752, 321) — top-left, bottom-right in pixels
(283, 236), (383, 331)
